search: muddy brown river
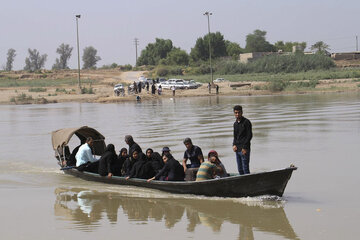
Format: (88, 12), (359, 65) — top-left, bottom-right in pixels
(0, 92), (359, 239)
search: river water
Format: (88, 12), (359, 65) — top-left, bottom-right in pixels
(0, 92), (359, 239)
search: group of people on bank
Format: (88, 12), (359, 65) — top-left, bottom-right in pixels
(72, 105), (252, 181)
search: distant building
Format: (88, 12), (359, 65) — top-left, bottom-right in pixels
(239, 52), (278, 63)
(331, 52), (360, 60)
(239, 46), (308, 63)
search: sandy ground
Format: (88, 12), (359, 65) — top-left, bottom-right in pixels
(0, 69), (359, 105)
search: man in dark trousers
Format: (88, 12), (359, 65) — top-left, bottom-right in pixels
(232, 105), (252, 175)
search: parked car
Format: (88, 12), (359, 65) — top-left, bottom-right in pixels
(157, 81), (170, 89)
(114, 84), (125, 96)
(189, 80), (202, 87)
(183, 80), (198, 89)
(214, 78), (225, 83)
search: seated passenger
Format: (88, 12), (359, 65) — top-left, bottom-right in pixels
(207, 150), (228, 178)
(147, 153), (185, 182)
(121, 149), (139, 177)
(118, 148), (128, 176)
(146, 148), (164, 173)
(125, 151), (155, 179)
(98, 144), (118, 178)
(75, 137), (99, 173)
(67, 139), (86, 166)
(195, 157), (217, 181)
(182, 137), (204, 172)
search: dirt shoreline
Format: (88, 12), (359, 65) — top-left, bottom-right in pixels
(0, 70), (359, 105)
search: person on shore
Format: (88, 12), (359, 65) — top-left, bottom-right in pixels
(138, 81), (142, 93)
(208, 82), (211, 93)
(125, 135), (142, 157)
(133, 81), (138, 94)
(75, 137), (99, 172)
(216, 85), (219, 94)
(147, 153), (184, 182)
(98, 144), (118, 178)
(171, 85), (175, 96)
(182, 137), (204, 172)
(233, 105), (253, 175)
(151, 84), (156, 94)
(158, 85), (162, 95)
(146, 81), (149, 92)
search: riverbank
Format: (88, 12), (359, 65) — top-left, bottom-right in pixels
(0, 69), (359, 104)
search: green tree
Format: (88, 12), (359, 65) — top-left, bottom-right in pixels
(24, 49), (47, 71)
(82, 46), (101, 69)
(274, 41), (307, 52)
(190, 32), (227, 61)
(245, 29), (275, 52)
(165, 48), (189, 65)
(225, 41), (243, 59)
(137, 38), (174, 65)
(52, 43), (73, 69)
(311, 41), (330, 55)
(5, 48), (16, 71)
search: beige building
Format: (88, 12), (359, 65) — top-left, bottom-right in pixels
(331, 52), (360, 60)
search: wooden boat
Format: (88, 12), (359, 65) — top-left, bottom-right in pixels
(52, 126), (297, 198)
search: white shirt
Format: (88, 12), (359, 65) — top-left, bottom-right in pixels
(75, 143), (97, 167)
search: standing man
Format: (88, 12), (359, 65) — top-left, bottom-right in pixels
(182, 137), (204, 172)
(232, 105), (253, 175)
(125, 135), (142, 157)
(171, 85), (176, 96)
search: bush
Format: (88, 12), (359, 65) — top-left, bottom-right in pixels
(119, 64), (132, 71)
(213, 54), (336, 75)
(267, 79), (288, 92)
(81, 87), (94, 94)
(10, 93), (33, 103)
(28, 87), (47, 92)
(156, 67), (169, 76)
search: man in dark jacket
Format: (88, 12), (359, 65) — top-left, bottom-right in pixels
(125, 135), (142, 157)
(233, 105), (253, 175)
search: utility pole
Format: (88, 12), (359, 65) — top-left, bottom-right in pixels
(76, 15), (81, 90)
(134, 38), (139, 66)
(356, 35), (358, 52)
(204, 11), (213, 85)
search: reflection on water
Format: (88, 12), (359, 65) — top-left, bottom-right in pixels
(54, 188), (298, 239)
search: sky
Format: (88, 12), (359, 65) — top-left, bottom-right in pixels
(1, 0), (360, 70)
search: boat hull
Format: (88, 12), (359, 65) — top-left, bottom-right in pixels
(62, 167), (296, 198)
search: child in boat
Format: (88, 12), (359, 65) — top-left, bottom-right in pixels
(195, 150), (228, 181)
(208, 150), (228, 178)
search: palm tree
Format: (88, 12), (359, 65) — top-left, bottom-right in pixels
(311, 41), (330, 55)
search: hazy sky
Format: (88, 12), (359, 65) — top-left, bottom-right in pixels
(1, 0), (359, 70)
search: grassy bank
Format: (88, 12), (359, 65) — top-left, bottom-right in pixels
(0, 78), (97, 88)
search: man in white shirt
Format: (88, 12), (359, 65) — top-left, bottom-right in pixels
(75, 137), (98, 169)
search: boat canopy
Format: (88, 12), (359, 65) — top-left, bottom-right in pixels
(51, 126), (106, 155)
